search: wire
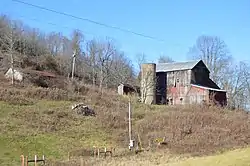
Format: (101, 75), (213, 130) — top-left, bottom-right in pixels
(7, 12), (98, 38)
(11, 0), (165, 42)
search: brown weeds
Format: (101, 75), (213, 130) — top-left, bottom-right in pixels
(135, 105), (250, 156)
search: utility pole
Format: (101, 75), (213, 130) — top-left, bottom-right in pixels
(128, 98), (134, 150)
(10, 50), (14, 85)
(9, 27), (15, 85)
(71, 51), (76, 80)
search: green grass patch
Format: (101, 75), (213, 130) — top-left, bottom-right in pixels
(168, 147), (250, 166)
(0, 100), (113, 165)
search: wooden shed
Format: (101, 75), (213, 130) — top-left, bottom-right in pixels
(118, 83), (140, 96)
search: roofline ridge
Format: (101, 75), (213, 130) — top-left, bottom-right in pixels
(157, 59), (201, 65)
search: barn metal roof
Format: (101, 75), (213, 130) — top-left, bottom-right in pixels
(156, 60), (201, 72)
(191, 84), (227, 92)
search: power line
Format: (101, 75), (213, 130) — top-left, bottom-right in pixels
(6, 12), (98, 38)
(11, 0), (166, 42)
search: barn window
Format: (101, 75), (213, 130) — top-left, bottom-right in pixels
(174, 78), (179, 87)
(170, 98), (173, 105)
(180, 98), (183, 104)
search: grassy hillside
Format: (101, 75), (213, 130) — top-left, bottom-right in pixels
(0, 100), (112, 165)
(0, 84), (250, 165)
(0, 85), (127, 165)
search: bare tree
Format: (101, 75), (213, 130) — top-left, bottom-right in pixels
(0, 21), (18, 85)
(0, 15), (137, 90)
(135, 53), (147, 86)
(86, 39), (134, 88)
(46, 32), (63, 56)
(222, 62), (247, 109)
(188, 35), (232, 85)
(158, 55), (174, 63)
(97, 39), (115, 91)
(241, 62), (250, 110)
(135, 53), (147, 71)
(108, 51), (134, 87)
(86, 39), (98, 86)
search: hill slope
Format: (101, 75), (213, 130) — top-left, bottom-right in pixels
(0, 85), (250, 165)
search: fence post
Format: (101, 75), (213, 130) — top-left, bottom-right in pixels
(104, 147), (107, 158)
(34, 155), (37, 166)
(97, 148), (100, 158)
(110, 147), (113, 157)
(80, 157), (84, 166)
(42, 155), (45, 164)
(20, 155), (24, 166)
(26, 156), (28, 166)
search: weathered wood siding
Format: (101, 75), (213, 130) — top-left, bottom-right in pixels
(191, 61), (210, 85)
(165, 70), (192, 105)
(166, 70), (191, 87)
(186, 86), (209, 104)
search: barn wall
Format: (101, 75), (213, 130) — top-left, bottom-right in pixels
(191, 61), (210, 85)
(165, 70), (192, 105)
(156, 72), (167, 104)
(186, 86), (209, 105)
(167, 86), (189, 105)
(166, 70), (191, 87)
(166, 85), (211, 105)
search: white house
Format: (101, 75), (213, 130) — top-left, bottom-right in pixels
(5, 68), (24, 82)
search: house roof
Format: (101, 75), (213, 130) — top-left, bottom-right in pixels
(191, 84), (227, 92)
(156, 60), (203, 72)
(6, 68), (56, 78)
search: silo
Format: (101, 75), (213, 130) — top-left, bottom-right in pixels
(140, 63), (156, 104)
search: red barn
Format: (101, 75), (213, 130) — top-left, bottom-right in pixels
(156, 60), (227, 106)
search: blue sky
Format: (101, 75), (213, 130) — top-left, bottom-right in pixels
(1, 0), (250, 70)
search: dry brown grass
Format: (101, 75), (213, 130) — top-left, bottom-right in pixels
(0, 86), (82, 102)
(134, 105), (250, 156)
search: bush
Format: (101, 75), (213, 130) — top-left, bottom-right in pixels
(0, 86), (82, 101)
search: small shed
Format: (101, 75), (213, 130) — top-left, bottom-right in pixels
(118, 83), (140, 96)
